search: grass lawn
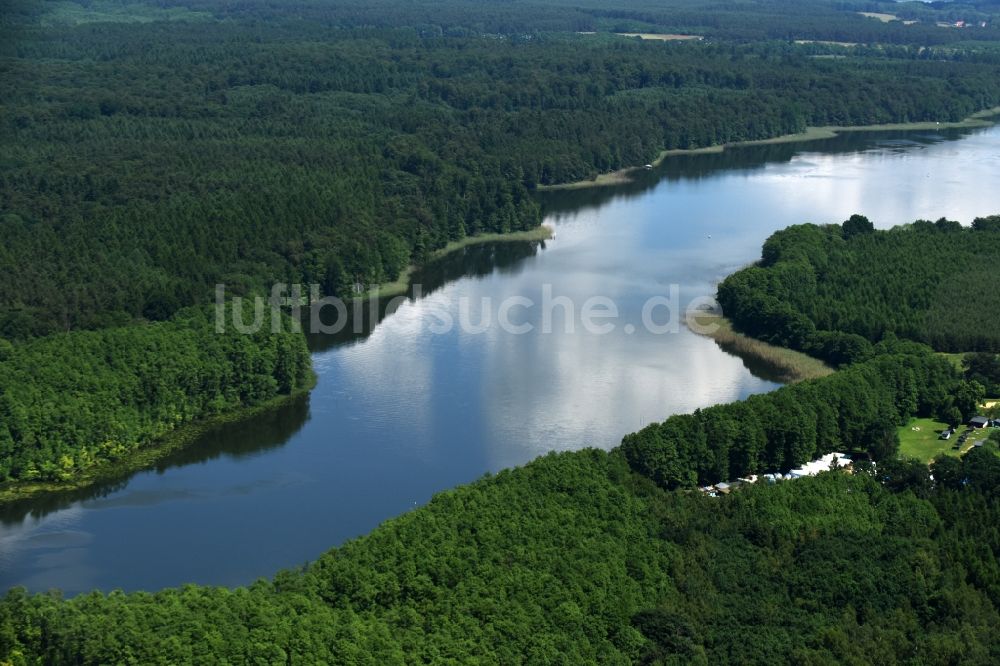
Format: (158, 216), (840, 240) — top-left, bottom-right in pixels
(898, 417), (998, 462)
(937, 352), (966, 372)
(898, 418), (961, 462)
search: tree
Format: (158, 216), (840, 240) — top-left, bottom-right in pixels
(971, 215), (1000, 232)
(942, 405), (964, 430)
(963, 352), (1000, 394)
(953, 380), (986, 421)
(963, 447), (1000, 493)
(631, 608), (703, 663)
(867, 425), (900, 463)
(877, 458), (932, 497)
(842, 214), (874, 240)
(934, 217), (963, 233)
(930, 455), (964, 490)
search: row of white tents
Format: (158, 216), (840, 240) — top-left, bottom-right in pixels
(699, 452), (853, 496)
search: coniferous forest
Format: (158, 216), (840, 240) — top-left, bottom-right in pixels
(5, 0), (1000, 338)
(4, 0), (1000, 663)
(5, 0), (1000, 485)
(717, 216), (1000, 357)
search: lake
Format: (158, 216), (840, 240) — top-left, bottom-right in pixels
(2, 125), (999, 594)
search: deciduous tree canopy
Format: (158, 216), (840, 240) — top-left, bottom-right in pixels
(2, 449), (999, 663)
(0, 307), (311, 483)
(718, 219), (1000, 357)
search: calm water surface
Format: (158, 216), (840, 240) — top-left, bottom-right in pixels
(3, 126), (999, 593)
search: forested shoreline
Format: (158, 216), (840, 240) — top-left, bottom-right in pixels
(718, 215), (1000, 358)
(6, 1), (1000, 337)
(4, 1), (1000, 661)
(4, 211), (1000, 660)
(622, 349), (962, 488)
(3, 385), (999, 662)
(5, 0), (1000, 492)
(0, 306), (312, 486)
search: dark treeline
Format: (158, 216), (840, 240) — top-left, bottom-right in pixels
(5, 3), (1000, 337)
(9, 0), (1000, 44)
(717, 215), (1000, 358)
(0, 306), (311, 483)
(622, 347), (961, 489)
(538, 127), (983, 217)
(965, 351), (1000, 395)
(2, 447), (999, 663)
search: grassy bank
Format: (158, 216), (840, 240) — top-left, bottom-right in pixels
(538, 107), (1000, 191)
(687, 312), (834, 383)
(615, 32), (703, 41)
(0, 373), (316, 504)
(536, 171), (635, 191)
(360, 225), (554, 299)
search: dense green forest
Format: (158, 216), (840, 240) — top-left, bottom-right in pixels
(622, 348), (965, 489)
(717, 215), (1000, 357)
(0, 306), (311, 483)
(5, 0), (1000, 336)
(3, 0), (1000, 492)
(3, 444), (999, 663)
(8, 0), (1000, 45)
(4, 1), (1000, 661)
(2, 300), (995, 661)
